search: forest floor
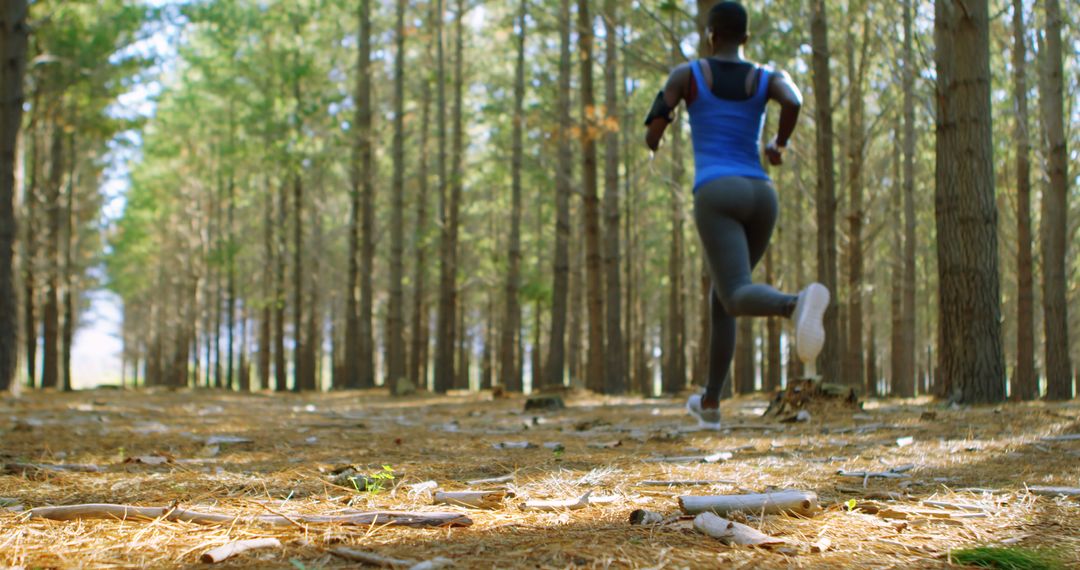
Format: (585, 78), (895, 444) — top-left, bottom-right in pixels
(2, 388), (1079, 569)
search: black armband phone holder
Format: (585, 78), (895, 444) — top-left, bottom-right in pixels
(644, 90), (675, 126)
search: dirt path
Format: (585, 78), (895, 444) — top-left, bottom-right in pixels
(2, 389), (1078, 568)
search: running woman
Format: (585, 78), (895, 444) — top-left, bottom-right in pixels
(643, 1), (830, 428)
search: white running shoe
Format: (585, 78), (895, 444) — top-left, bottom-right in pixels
(686, 394), (722, 430)
(793, 283), (830, 367)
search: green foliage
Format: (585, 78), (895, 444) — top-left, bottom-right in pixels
(950, 547), (1064, 570)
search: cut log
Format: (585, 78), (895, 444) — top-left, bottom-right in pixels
(200, 538), (281, 563)
(26, 504), (472, 527)
(678, 490), (820, 517)
(521, 491), (591, 511)
(433, 490), (507, 509)
(628, 509), (665, 525)
(693, 512), (786, 546)
(1027, 486), (1080, 498)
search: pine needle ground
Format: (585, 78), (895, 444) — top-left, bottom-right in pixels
(1, 389), (1078, 568)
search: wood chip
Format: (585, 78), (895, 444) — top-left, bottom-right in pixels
(521, 491), (591, 511)
(200, 538), (281, 563)
(693, 512), (786, 547)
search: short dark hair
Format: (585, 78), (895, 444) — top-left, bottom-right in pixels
(708, 1), (749, 42)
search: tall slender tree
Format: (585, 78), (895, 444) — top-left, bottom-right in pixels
(578, 0), (605, 392)
(1011, 0), (1036, 400)
(602, 0), (625, 394)
(897, 0), (917, 397)
(934, 0), (1006, 403)
(544, 0), (573, 390)
(357, 0), (376, 390)
(0, 0), (28, 391)
(386, 0), (408, 392)
(501, 0), (527, 392)
(810, 0), (840, 383)
(433, 0), (454, 393)
(1038, 0), (1072, 400)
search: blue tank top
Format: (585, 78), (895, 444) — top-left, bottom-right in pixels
(688, 59), (771, 191)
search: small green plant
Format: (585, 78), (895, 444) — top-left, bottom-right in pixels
(289, 558), (309, 570)
(350, 465), (396, 494)
(950, 546), (1063, 570)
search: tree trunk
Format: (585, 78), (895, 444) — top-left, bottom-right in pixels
(0, 0), (28, 391)
(213, 166), (223, 388)
(810, 0), (840, 383)
(433, 0), (454, 394)
(501, 0), (527, 393)
(764, 248), (781, 392)
(239, 302), (250, 392)
(578, 0), (605, 392)
(664, 117), (686, 395)
(735, 319), (754, 394)
(258, 185), (272, 391)
(225, 153), (236, 391)
(358, 0), (376, 390)
(900, 0), (917, 397)
(934, 0), (1006, 403)
(274, 180), (288, 392)
(602, 0), (624, 395)
(544, 0), (572, 390)
(1010, 0), (1035, 400)
(410, 55), (432, 392)
(1038, 0), (1071, 400)
(890, 127), (909, 396)
(61, 130), (76, 392)
(844, 10), (869, 391)
(447, 0), (466, 391)
(41, 120), (63, 390)
(386, 0), (407, 392)
(21, 106), (37, 388)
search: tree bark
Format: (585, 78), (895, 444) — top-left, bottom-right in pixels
(386, 0), (407, 393)
(60, 130), (76, 392)
(544, 0), (573, 390)
(258, 185), (272, 391)
(0, 0), (28, 391)
(810, 0), (840, 384)
(273, 180), (287, 391)
(664, 119), (686, 394)
(934, 0), (1006, 403)
(844, 9), (870, 391)
(735, 319), (754, 394)
(21, 103), (37, 388)
(764, 249), (781, 392)
(890, 126), (908, 396)
(1010, 0), (1035, 401)
(579, 0), (605, 392)
(357, 0), (375, 390)
(501, 0), (527, 393)
(1038, 0), (1072, 400)
(433, 0), (454, 393)
(41, 120), (63, 390)
(410, 53), (432, 392)
(900, 0), (917, 397)
(602, 0), (624, 395)
(447, 0), (466, 391)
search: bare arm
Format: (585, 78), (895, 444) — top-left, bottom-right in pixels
(764, 69), (802, 165)
(644, 63), (692, 151)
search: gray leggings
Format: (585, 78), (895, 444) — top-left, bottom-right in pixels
(693, 176), (797, 403)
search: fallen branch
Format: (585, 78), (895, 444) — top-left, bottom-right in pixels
(637, 480), (736, 487)
(200, 538), (281, 563)
(26, 504), (472, 527)
(3, 463), (101, 474)
(628, 509), (666, 525)
(521, 491), (591, 511)
(643, 452), (732, 464)
(1027, 486), (1080, 498)
(433, 490), (508, 509)
(693, 512), (786, 546)
(678, 490), (820, 517)
(1040, 434), (1080, 442)
(465, 474), (513, 486)
(921, 500), (987, 512)
(330, 547), (415, 567)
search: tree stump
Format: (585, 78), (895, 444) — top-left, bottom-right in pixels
(763, 378), (859, 419)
